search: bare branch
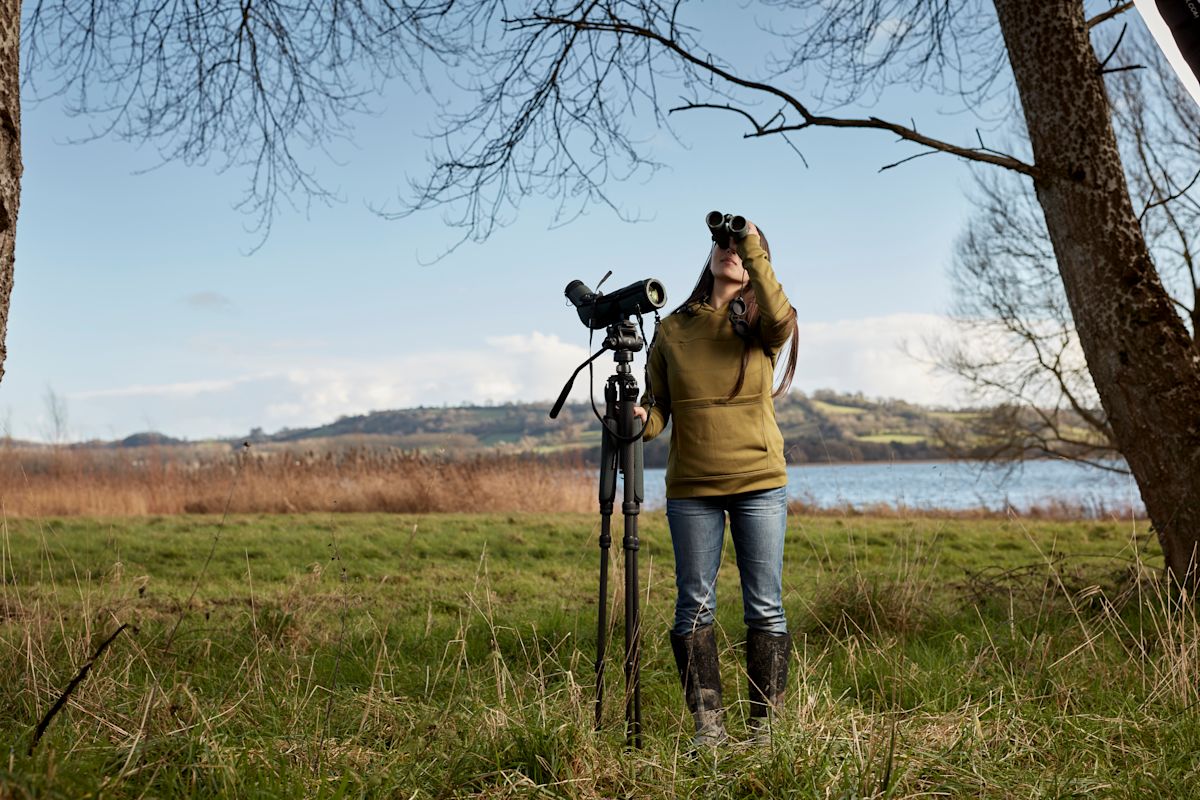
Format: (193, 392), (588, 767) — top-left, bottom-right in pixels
(666, 101), (771, 133)
(397, 1), (1042, 237)
(22, 0), (464, 238)
(1087, 2), (1136, 30)
(537, 12), (1037, 175)
(878, 148), (945, 172)
(1097, 22), (1129, 72)
(1139, 166), (1200, 222)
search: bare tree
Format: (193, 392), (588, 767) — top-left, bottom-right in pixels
(930, 170), (1120, 468)
(42, 384), (67, 444)
(931, 27), (1198, 472)
(394, 0), (1200, 588)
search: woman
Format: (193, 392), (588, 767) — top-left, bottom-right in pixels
(634, 215), (798, 747)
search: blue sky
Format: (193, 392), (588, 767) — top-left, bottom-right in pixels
(1, 4), (1035, 442)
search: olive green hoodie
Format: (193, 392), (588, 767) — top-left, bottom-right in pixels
(639, 234), (793, 498)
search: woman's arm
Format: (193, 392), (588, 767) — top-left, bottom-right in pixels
(637, 335), (670, 440)
(737, 231), (795, 352)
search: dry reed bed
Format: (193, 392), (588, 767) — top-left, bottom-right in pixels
(0, 446), (596, 516)
(2, 446), (1140, 520)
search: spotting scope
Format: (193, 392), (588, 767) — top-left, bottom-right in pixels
(565, 278), (667, 330)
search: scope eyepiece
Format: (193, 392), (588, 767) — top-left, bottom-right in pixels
(565, 279), (596, 308)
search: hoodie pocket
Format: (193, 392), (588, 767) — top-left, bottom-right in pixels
(671, 394), (769, 480)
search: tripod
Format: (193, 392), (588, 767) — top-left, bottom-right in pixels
(550, 318), (648, 748)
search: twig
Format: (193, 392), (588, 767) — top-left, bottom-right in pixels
(1138, 166), (1200, 223)
(879, 149), (942, 172)
(1087, 2), (1136, 29)
(30, 623), (133, 752)
(1097, 23), (1128, 73)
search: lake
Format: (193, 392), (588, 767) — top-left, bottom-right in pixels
(633, 459), (1144, 515)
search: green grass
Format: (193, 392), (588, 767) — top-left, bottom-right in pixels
(853, 433), (929, 445)
(2, 512), (1196, 798)
(810, 400), (865, 416)
(927, 410), (983, 421)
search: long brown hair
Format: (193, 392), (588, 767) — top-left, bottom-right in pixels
(668, 228), (799, 400)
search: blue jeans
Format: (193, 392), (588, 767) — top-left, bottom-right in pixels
(666, 486), (788, 636)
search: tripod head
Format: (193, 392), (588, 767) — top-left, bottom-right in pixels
(549, 318), (647, 419)
(605, 320), (645, 364)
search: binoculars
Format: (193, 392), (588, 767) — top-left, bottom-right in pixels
(565, 277), (667, 330)
(706, 210), (749, 248)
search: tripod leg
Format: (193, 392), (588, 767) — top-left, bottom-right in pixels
(596, 515), (611, 730)
(624, 518), (642, 746)
(596, 384), (619, 730)
(619, 392), (644, 748)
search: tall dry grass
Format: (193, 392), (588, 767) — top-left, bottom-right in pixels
(0, 445), (596, 516)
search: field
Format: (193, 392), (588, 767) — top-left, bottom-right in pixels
(2, 509), (1198, 798)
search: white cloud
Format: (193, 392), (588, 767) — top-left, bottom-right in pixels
(63, 319), (980, 439)
(791, 313), (965, 405)
(261, 332), (592, 424)
(65, 333), (592, 438)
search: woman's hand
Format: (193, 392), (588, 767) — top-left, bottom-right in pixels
(633, 406), (648, 423)
(743, 219), (759, 238)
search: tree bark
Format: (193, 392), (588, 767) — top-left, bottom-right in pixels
(0, 0), (20, 384)
(994, 0), (1200, 589)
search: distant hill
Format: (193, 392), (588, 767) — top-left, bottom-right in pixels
(116, 432), (187, 448)
(90, 389), (1104, 464)
(214, 390), (993, 465)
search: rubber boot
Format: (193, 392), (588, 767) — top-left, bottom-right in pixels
(669, 625), (727, 749)
(746, 628), (791, 744)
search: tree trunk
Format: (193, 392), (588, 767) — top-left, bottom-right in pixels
(994, 0), (1200, 590)
(0, 0), (19, 384)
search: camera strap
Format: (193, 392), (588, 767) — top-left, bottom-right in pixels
(637, 309), (662, 412)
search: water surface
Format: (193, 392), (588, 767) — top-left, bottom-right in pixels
(631, 459), (1142, 515)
